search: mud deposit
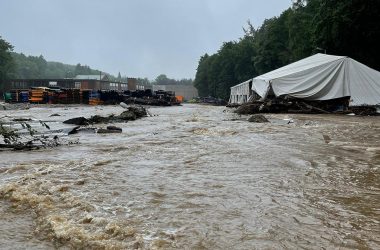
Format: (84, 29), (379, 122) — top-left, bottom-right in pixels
(0, 104), (379, 249)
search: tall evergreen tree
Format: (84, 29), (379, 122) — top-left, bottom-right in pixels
(0, 36), (15, 90)
(313, 0), (380, 70)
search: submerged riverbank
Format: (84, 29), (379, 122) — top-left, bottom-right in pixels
(0, 104), (379, 249)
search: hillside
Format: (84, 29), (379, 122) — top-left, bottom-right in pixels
(10, 52), (105, 79)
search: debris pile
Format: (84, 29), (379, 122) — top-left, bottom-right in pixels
(248, 114), (269, 123)
(188, 96), (227, 106)
(0, 119), (64, 151)
(123, 89), (181, 106)
(234, 97), (379, 116)
(63, 105), (148, 135)
(349, 106), (378, 116)
(97, 126), (123, 134)
(0, 104), (149, 150)
(63, 106), (147, 126)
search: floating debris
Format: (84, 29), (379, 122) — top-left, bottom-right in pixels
(248, 114), (269, 123)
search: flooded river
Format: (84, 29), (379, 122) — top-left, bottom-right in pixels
(0, 104), (379, 249)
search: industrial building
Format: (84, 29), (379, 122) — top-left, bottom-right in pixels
(2, 75), (144, 92)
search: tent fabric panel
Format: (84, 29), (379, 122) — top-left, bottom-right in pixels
(251, 79), (270, 99)
(347, 59), (380, 106)
(251, 53), (380, 106)
(232, 79), (252, 88)
(255, 53), (345, 82)
(230, 80), (251, 96)
(271, 58), (350, 100)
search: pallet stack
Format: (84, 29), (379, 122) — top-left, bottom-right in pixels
(10, 90), (19, 102)
(55, 90), (68, 104)
(64, 89), (81, 104)
(3, 92), (12, 102)
(89, 91), (103, 105)
(66, 89), (73, 104)
(47, 91), (55, 104)
(72, 89), (81, 103)
(3, 90), (29, 103)
(9, 90), (17, 102)
(19, 91), (29, 103)
(81, 90), (91, 104)
(29, 89), (46, 103)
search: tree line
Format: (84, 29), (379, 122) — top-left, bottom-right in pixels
(10, 52), (103, 79)
(0, 38), (193, 91)
(194, 0), (380, 100)
(0, 44), (105, 87)
(0, 37), (14, 91)
(121, 75), (193, 87)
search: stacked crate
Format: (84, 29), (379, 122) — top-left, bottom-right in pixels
(89, 91), (103, 105)
(5, 90), (29, 103)
(3, 92), (12, 102)
(56, 90), (68, 104)
(47, 91), (55, 104)
(19, 91), (29, 103)
(100, 90), (122, 104)
(65, 89), (81, 104)
(81, 90), (91, 104)
(29, 89), (45, 103)
(73, 89), (81, 103)
(66, 89), (73, 104)
(10, 90), (19, 102)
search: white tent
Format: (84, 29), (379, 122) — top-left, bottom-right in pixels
(252, 53), (380, 106)
(229, 79), (252, 104)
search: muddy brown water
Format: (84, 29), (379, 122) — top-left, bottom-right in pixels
(0, 104), (379, 249)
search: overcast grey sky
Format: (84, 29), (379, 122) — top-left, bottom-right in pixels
(0, 0), (291, 79)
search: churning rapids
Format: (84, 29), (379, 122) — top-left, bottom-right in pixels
(0, 104), (379, 249)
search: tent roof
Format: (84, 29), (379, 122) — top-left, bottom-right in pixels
(251, 53), (380, 106)
(255, 54), (346, 82)
(230, 79), (251, 89)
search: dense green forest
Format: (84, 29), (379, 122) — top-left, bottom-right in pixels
(0, 37), (14, 90)
(9, 53), (193, 86)
(0, 41), (106, 90)
(143, 74), (193, 86)
(10, 52), (102, 79)
(194, 0), (380, 100)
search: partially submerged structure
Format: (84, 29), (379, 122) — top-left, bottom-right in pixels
(229, 53), (380, 107)
(228, 80), (254, 104)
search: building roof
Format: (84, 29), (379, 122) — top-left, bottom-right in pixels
(74, 74), (109, 81)
(230, 79), (252, 89)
